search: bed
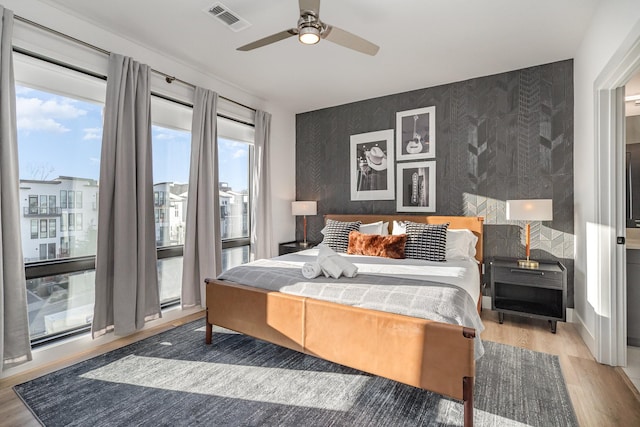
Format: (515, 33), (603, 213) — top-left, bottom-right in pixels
(205, 214), (484, 427)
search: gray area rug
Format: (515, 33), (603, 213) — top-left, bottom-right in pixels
(14, 320), (579, 426)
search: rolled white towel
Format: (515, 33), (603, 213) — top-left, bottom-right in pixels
(318, 255), (343, 279)
(331, 255), (358, 278)
(317, 244), (358, 278)
(301, 262), (322, 279)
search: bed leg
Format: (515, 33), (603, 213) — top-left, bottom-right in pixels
(205, 309), (213, 345)
(463, 376), (473, 427)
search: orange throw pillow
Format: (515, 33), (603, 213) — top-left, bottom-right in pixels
(347, 231), (407, 259)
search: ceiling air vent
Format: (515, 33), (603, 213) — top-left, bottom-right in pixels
(204, 2), (251, 32)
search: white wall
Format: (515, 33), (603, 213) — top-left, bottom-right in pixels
(574, 0), (640, 355)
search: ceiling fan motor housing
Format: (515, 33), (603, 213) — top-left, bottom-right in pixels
(298, 11), (323, 44)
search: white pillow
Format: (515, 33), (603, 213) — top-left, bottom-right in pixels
(392, 220), (406, 235)
(446, 229), (478, 260)
(322, 221), (390, 236)
(360, 221), (390, 235)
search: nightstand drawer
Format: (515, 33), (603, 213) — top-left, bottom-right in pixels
(493, 267), (564, 289)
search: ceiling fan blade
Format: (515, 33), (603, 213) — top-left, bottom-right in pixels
(323, 25), (379, 56)
(237, 29), (297, 51)
(299, 0), (320, 15)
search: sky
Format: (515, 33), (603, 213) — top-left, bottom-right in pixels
(16, 85), (250, 192)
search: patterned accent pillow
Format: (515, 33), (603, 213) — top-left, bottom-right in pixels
(320, 219), (362, 253)
(404, 221), (450, 261)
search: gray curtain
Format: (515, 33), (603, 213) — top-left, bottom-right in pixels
(92, 53), (160, 338)
(251, 111), (273, 260)
(181, 87), (221, 308)
(0, 6), (32, 372)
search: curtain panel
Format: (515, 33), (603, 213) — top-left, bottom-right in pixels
(0, 6), (32, 372)
(92, 53), (161, 338)
(181, 87), (221, 308)
(251, 110), (273, 260)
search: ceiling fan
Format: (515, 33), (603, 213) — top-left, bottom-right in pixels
(237, 0), (379, 56)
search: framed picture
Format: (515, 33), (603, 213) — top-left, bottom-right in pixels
(396, 106), (436, 160)
(350, 129), (395, 201)
(396, 161), (436, 212)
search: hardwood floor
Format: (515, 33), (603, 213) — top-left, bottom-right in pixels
(1, 310), (639, 426)
(480, 310), (640, 427)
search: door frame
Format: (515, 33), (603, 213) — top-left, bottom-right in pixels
(594, 28), (640, 366)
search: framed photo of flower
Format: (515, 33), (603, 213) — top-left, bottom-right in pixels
(396, 160), (436, 212)
(350, 129), (395, 201)
(396, 106), (435, 161)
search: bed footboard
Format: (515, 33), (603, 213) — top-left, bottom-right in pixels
(205, 279), (476, 425)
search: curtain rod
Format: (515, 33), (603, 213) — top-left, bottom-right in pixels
(13, 14), (257, 113)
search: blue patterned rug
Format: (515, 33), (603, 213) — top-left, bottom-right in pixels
(14, 320), (578, 426)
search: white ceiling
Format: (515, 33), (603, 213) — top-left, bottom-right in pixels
(40, 0), (600, 113)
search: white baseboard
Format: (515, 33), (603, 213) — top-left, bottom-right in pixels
(566, 308), (574, 323)
(573, 310), (596, 356)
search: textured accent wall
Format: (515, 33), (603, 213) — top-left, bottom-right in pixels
(296, 60), (574, 306)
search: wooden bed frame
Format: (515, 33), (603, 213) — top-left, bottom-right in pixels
(205, 215), (484, 427)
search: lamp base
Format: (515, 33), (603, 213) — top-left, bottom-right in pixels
(517, 259), (539, 269)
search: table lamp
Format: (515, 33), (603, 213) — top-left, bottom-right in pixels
(506, 199), (553, 268)
(291, 201), (317, 247)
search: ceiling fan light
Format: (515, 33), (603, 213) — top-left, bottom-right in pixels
(299, 26), (320, 45)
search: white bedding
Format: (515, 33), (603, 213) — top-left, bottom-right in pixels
(275, 248), (481, 304)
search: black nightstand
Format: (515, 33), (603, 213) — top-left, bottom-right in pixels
(278, 241), (317, 255)
(490, 258), (567, 333)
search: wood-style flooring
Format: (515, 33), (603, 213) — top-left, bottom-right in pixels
(1, 310), (639, 426)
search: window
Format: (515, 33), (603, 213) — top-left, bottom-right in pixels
(39, 219), (48, 238)
(40, 195), (48, 214)
(49, 219), (56, 238)
(29, 195), (38, 214)
(152, 116), (191, 304)
(217, 116), (254, 271)
(16, 53), (105, 342)
(218, 137), (251, 242)
(16, 50), (255, 344)
(31, 220), (38, 239)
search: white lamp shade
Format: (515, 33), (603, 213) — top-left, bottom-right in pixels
(506, 199), (553, 221)
(291, 201), (317, 216)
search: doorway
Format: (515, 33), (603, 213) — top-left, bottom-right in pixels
(623, 71), (640, 390)
(592, 28), (640, 368)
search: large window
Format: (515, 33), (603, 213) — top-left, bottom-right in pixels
(15, 52), (256, 344)
(16, 52), (106, 342)
(218, 116), (254, 271)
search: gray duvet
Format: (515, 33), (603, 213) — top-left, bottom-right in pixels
(217, 258), (484, 359)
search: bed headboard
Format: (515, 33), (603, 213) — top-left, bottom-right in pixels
(324, 214), (485, 264)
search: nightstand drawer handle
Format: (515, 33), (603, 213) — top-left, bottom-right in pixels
(510, 269), (544, 276)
